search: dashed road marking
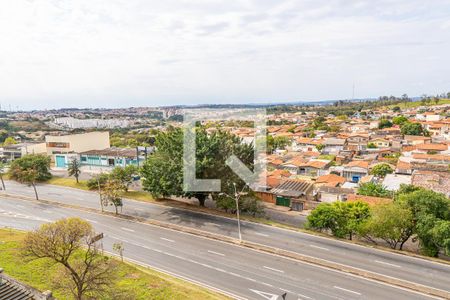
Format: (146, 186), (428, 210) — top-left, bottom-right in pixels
(160, 237), (175, 243)
(263, 266), (284, 273)
(208, 250), (225, 256)
(309, 245), (329, 251)
(333, 286), (361, 295)
(374, 260), (401, 268)
(121, 227), (135, 232)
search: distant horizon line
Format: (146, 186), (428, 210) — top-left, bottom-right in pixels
(0, 96), (427, 112)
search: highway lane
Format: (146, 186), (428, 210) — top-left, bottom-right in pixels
(0, 196), (439, 300)
(3, 181), (450, 294)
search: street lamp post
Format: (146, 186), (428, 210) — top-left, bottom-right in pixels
(220, 183), (247, 243)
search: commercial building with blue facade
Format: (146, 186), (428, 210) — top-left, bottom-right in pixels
(55, 147), (145, 169)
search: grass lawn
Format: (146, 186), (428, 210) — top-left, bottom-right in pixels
(47, 177), (90, 191)
(387, 98), (450, 109)
(0, 228), (229, 300)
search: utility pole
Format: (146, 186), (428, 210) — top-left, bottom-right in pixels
(219, 183), (248, 243)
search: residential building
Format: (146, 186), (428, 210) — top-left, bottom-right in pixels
(342, 160), (369, 183)
(270, 179), (314, 211)
(322, 138), (346, 154)
(0, 142), (46, 161)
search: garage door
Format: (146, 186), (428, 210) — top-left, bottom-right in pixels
(276, 196), (291, 207)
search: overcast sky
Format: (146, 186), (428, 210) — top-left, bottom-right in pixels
(0, 0), (449, 110)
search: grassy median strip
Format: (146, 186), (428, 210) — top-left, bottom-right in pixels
(0, 228), (229, 300)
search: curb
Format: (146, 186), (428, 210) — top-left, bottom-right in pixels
(1, 192), (449, 299)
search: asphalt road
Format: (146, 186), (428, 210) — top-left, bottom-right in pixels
(0, 196), (441, 300)
(2, 181), (450, 295)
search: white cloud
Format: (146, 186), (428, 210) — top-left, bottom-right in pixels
(0, 0), (449, 109)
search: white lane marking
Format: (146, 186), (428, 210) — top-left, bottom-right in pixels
(121, 227), (135, 232)
(255, 232), (269, 237)
(107, 235), (266, 290)
(208, 250), (225, 256)
(297, 292), (312, 299)
(375, 260), (402, 268)
(205, 222), (221, 227)
(160, 237), (175, 243)
(333, 286), (361, 295)
(85, 219), (98, 224)
(309, 245), (329, 251)
(263, 266), (284, 273)
(260, 282), (273, 287)
(16, 205), (25, 208)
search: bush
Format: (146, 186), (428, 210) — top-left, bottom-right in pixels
(87, 173), (110, 190)
(358, 182), (391, 198)
(370, 163), (394, 177)
(307, 201), (370, 240)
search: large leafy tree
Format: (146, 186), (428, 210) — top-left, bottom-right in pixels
(358, 203), (413, 250)
(400, 122), (425, 136)
(141, 127), (254, 206)
(8, 154), (51, 200)
(23, 218), (117, 300)
(397, 188), (450, 256)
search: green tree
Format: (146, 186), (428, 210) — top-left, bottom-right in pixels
(397, 189), (450, 256)
(8, 154), (51, 200)
(367, 142), (377, 149)
(370, 163), (394, 177)
(110, 165), (138, 192)
(312, 117), (329, 131)
(68, 158), (81, 183)
(316, 144), (325, 152)
(306, 201), (370, 240)
(23, 218), (117, 300)
(392, 115), (408, 125)
(141, 127), (254, 207)
(392, 106), (401, 112)
(358, 182), (391, 198)
(2, 136), (17, 146)
(378, 118), (393, 129)
(266, 135), (290, 154)
(359, 203), (413, 250)
(103, 179), (124, 214)
(401, 122), (424, 136)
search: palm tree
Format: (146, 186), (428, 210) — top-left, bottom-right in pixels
(68, 158), (81, 183)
